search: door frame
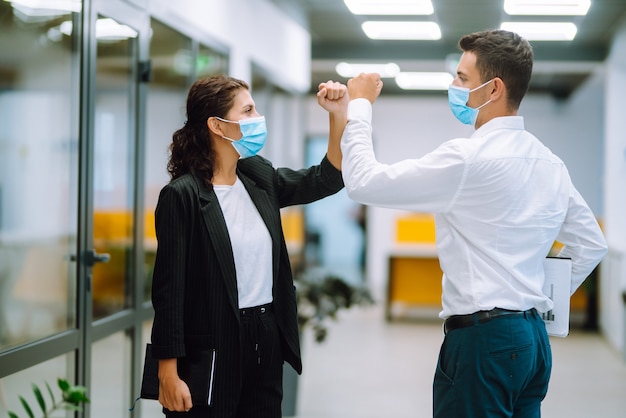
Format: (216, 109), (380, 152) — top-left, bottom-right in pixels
(77, 1), (151, 416)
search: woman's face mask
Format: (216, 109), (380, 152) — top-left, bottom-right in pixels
(215, 116), (267, 158)
(447, 79), (494, 126)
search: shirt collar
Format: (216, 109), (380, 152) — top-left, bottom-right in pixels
(471, 116), (525, 139)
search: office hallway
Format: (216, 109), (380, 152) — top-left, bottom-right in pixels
(294, 305), (626, 418)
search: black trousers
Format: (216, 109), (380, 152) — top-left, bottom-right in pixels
(165, 304), (284, 418)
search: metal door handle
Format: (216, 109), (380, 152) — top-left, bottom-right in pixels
(85, 249), (111, 266)
(68, 250), (110, 266)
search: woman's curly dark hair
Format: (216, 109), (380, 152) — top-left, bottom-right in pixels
(167, 75), (249, 187)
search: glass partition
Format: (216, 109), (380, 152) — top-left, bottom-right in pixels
(90, 331), (131, 418)
(0, 0), (80, 351)
(197, 43), (229, 79)
(91, 14), (138, 319)
(143, 20), (229, 303)
(143, 19), (193, 303)
(0, 353), (75, 417)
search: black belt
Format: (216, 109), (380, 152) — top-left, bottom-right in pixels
(444, 308), (536, 334)
(239, 303), (273, 317)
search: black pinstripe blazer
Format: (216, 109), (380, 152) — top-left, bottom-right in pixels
(149, 154), (343, 414)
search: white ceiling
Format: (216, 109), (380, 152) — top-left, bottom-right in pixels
(269, 0), (626, 98)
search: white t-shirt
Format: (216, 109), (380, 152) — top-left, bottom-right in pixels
(214, 177), (273, 309)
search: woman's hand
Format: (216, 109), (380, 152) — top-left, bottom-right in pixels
(317, 80), (349, 170)
(317, 80), (349, 115)
(158, 359), (193, 412)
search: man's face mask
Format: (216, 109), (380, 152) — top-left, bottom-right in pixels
(216, 116), (267, 158)
(447, 79), (494, 126)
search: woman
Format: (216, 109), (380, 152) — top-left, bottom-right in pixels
(148, 74), (347, 417)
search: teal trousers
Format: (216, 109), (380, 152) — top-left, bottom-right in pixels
(433, 310), (551, 418)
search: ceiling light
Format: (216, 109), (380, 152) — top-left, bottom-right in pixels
(504, 0), (591, 16)
(335, 62), (401, 78)
(60, 18), (138, 40)
(362, 21), (441, 40)
(500, 22), (577, 41)
(5, 0), (81, 14)
(395, 72), (453, 90)
(344, 0), (434, 15)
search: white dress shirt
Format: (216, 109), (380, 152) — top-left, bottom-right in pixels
(341, 98), (608, 318)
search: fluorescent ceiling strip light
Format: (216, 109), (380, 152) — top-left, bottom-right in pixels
(504, 0), (591, 16)
(60, 18), (138, 40)
(344, 0), (434, 15)
(500, 22), (577, 41)
(335, 62), (401, 78)
(362, 21), (441, 40)
(395, 72), (453, 90)
(5, 0), (81, 14)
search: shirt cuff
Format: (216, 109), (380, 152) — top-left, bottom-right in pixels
(347, 98), (372, 122)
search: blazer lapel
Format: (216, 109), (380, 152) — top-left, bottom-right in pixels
(193, 174), (240, 320)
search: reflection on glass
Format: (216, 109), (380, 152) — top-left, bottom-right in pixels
(143, 19), (192, 303)
(0, 1), (79, 351)
(197, 44), (228, 79)
(0, 353), (74, 417)
(90, 332), (131, 418)
(143, 21), (228, 303)
(92, 15), (136, 319)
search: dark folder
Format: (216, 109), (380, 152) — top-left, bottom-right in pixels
(139, 343), (216, 406)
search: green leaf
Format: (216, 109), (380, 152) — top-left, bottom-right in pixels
(18, 396), (34, 418)
(63, 385), (90, 405)
(32, 384), (46, 414)
(8, 411), (19, 418)
(57, 378), (70, 392)
(45, 381), (55, 405)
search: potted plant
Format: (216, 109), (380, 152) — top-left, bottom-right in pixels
(7, 378), (89, 418)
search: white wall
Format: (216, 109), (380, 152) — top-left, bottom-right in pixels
(601, 16), (626, 354)
(148, 0), (310, 94)
(306, 79), (606, 306)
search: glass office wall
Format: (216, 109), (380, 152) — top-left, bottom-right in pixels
(143, 20), (229, 303)
(0, 0), (80, 351)
(0, 353), (74, 417)
(91, 13), (138, 320)
(90, 331), (132, 418)
(0, 3), (234, 416)
(143, 19), (192, 303)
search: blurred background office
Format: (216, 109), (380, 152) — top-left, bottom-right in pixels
(0, 0), (625, 417)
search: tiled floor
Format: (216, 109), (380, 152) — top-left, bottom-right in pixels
(293, 306), (626, 418)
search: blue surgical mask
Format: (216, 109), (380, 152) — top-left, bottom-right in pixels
(447, 79), (494, 125)
(216, 116), (267, 158)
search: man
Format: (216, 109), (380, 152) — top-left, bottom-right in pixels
(340, 30), (608, 418)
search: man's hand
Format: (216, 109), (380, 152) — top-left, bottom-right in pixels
(317, 80), (349, 114)
(347, 73), (383, 104)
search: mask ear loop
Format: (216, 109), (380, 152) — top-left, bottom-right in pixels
(469, 79), (495, 111)
(209, 116), (240, 142)
(469, 78), (495, 93)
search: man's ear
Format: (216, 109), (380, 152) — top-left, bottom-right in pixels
(207, 117), (223, 136)
(490, 77), (506, 102)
